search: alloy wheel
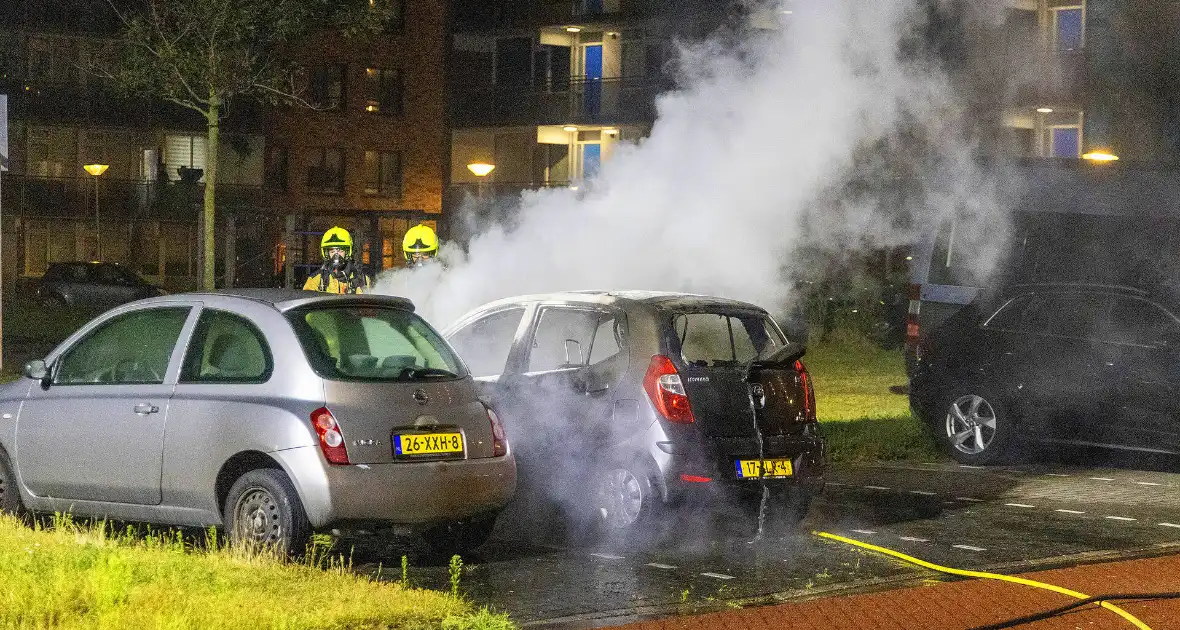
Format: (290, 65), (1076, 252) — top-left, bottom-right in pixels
(945, 394), (998, 455)
(594, 467), (645, 530)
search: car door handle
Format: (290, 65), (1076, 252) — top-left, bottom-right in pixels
(133, 403), (160, 415)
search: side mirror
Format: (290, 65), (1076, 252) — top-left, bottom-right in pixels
(24, 359), (48, 381)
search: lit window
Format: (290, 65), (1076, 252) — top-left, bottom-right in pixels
(364, 67), (402, 115)
(1053, 7), (1084, 51)
(1050, 126), (1081, 158)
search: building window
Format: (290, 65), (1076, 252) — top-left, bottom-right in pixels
(363, 150), (402, 198)
(309, 65), (346, 110)
(307, 148), (344, 194)
(264, 146), (289, 191)
(1052, 6), (1084, 51)
(363, 68), (403, 115)
(164, 134), (207, 181)
(1050, 126), (1081, 158)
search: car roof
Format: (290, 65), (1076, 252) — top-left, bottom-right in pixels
(144, 289), (416, 312)
(467, 290), (770, 314)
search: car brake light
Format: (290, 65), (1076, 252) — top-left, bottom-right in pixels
(795, 359), (816, 422)
(643, 355), (694, 424)
(906, 283), (921, 344)
(485, 404), (508, 457)
(311, 407), (350, 465)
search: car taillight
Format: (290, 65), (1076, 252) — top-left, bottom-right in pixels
(643, 355), (694, 424)
(906, 283), (922, 344)
(311, 407), (350, 465)
(795, 359), (816, 422)
(485, 404), (508, 457)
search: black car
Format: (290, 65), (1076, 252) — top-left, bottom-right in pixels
(34, 262), (166, 310)
(444, 291), (826, 539)
(909, 283), (1180, 464)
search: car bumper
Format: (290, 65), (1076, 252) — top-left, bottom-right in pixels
(660, 436), (827, 503)
(272, 446), (517, 530)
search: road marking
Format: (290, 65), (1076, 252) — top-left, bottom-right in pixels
(1056, 509), (1086, 515)
(899, 536), (930, 543)
(1005, 503), (1036, 508)
(590, 553), (624, 560)
(958, 465), (984, 469)
(908, 490), (937, 496)
(864, 485), (890, 490)
(826, 482), (847, 486)
(646, 563), (677, 570)
(1045, 473), (1071, 477)
(1105, 516), (1136, 522)
(955, 497), (984, 502)
(1158, 523), (1180, 529)
(953, 544), (987, 552)
(851, 529), (877, 535)
(1089, 477), (1115, 482)
(701, 572), (735, 580)
(1135, 482), (1162, 487)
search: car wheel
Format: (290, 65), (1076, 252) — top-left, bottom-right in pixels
(224, 468), (311, 557)
(939, 389), (1017, 465)
(0, 452), (27, 518)
(41, 294), (67, 310)
(587, 460), (657, 536)
(421, 512), (499, 557)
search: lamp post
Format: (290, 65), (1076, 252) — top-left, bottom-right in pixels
(83, 163), (109, 259)
(467, 162), (495, 198)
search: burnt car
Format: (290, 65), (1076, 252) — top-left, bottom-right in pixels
(910, 283), (1180, 464)
(33, 262), (166, 309)
(443, 291), (826, 538)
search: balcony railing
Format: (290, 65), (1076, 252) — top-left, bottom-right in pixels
(452, 0), (674, 29)
(0, 173), (264, 220)
(451, 76), (672, 127)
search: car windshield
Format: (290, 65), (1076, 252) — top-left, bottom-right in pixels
(672, 310), (787, 367)
(288, 305), (466, 381)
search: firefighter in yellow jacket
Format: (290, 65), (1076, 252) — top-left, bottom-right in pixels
(303, 226), (372, 294)
(403, 223), (440, 268)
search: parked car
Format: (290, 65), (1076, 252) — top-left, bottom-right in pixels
(33, 261), (166, 310)
(443, 291), (826, 538)
(909, 283), (1180, 464)
(0, 289), (516, 556)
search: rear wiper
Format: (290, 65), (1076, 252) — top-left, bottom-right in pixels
(397, 367), (459, 380)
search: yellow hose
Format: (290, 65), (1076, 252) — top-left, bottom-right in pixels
(813, 531), (1152, 630)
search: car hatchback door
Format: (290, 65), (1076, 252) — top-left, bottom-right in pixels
(14, 305), (194, 505)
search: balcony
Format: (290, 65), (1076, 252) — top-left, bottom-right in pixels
(0, 174), (264, 221)
(452, 0), (675, 30)
(451, 76), (672, 128)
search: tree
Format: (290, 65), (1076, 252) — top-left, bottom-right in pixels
(98, 0), (395, 289)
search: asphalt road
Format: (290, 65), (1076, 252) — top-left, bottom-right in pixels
(344, 453), (1180, 629)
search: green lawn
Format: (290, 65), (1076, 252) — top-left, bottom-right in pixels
(803, 341), (942, 463)
(0, 515), (511, 630)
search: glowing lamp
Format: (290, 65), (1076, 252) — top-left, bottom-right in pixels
(1082, 150), (1119, 162)
(83, 164), (109, 176)
(467, 162), (495, 177)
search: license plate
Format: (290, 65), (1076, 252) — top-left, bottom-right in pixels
(735, 458), (794, 479)
(394, 432), (463, 456)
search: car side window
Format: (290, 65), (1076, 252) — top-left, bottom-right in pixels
(527, 308), (600, 372)
(180, 310), (273, 383)
(448, 308), (525, 378)
(587, 313), (626, 366)
(54, 307), (191, 385)
(1099, 298), (1179, 347)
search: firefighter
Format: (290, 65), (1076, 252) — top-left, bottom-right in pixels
(402, 223), (440, 268)
(303, 226), (372, 294)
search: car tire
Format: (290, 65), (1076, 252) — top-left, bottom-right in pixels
(0, 452), (27, 518)
(41, 294), (67, 310)
(224, 468), (311, 557)
(421, 512), (499, 557)
(585, 459), (659, 540)
(937, 387), (1018, 465)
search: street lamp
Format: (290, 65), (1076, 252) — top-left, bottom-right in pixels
(467, 162), (495, 199)
(83, 163), (109, 259)
(1082, 149), (1119, 162)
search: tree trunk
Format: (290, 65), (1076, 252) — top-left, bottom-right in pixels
(202, 95), (221, 290)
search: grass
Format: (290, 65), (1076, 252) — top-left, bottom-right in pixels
(804, 339), (942, 463)
(0, 514), (513, 630)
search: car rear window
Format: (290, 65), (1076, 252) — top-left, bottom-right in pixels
(672, 311), (786, 367)
(288, 305), (466, 381)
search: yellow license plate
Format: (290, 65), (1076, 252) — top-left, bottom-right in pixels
(395, 432), (463, 456)
(735, 458), (794, 479)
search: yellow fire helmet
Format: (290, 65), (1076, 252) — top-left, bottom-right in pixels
(320, 226), (353, 258)
(402, 223), (439, 260)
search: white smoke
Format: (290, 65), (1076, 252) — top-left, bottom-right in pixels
(377, 0), (998, 328)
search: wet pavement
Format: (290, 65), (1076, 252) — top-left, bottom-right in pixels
(341, 456), (1180, 629)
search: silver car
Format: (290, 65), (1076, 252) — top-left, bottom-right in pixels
(0, 289), (516, 555)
